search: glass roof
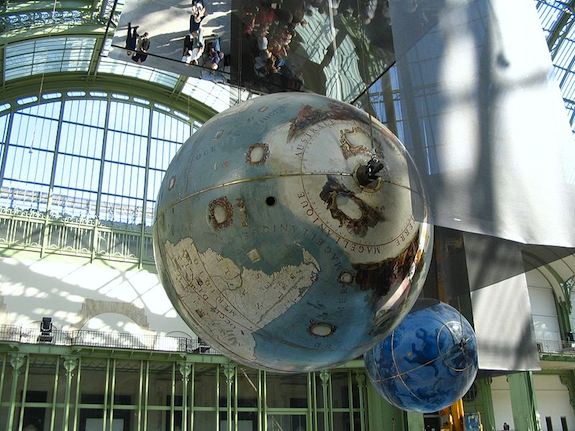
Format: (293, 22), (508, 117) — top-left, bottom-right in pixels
(536, 0), (575, 130)
(5, 36), (96, 80)
(0, 0), (573, 121)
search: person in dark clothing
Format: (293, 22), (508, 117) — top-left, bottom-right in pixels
(132, 32), (150, 64)
(189, 1), (206, 37)
(125, 22), (139, 56)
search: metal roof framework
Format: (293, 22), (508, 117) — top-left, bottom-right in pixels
(537, 0), (575, 130)
(0, 0), (253, 116)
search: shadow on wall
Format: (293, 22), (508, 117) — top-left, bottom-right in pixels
(0, 253), (188, 335)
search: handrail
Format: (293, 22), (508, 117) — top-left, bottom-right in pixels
(536, 338), (575, 355)
(0, 324), (217, 355)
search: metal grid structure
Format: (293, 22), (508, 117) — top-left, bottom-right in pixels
(0, 0), (255, 114)
(0, 352), (367, 431)
(535, 0), (575, 130)
(0, 90), (198, 264)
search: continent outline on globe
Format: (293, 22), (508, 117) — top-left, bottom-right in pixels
(153, 92), (433, 372)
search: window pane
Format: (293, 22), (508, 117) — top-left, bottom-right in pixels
(63, 99), (107, 128)
(59, 123), (104, 158)
(267, 373), (308, 408)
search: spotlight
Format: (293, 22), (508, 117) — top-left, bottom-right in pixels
(37, 317), (53, 343)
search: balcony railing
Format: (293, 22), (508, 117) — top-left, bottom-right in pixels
(536, 338), (575, 356)
(0, 325), (217, 355)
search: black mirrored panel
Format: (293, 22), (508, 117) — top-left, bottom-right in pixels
(108, 0), (395, 101)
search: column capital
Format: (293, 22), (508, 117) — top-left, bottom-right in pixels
(222, 362), (236, 382)
(63, 356), (79, 376)
(9, 353), (25, 373)
(179, 361), (193, 382)
(354, 370), (367, 387)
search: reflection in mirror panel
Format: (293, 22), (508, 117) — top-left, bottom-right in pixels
(108, 0), (395, 101)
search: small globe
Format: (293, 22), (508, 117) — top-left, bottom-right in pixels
(364, 299), (478, 412)
(153, 92), (433, 372)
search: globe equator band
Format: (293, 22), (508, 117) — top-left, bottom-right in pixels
(390, 331), (430, 405)
(154, 93), (434, 372)
(166, 174), (425, 209)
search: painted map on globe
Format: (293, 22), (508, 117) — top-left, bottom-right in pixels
(153, 93), (433, 372)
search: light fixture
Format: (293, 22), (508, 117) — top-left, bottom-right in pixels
(37, 317), (53, 343)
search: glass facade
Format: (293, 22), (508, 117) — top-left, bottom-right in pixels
(0, 91), (198, 264)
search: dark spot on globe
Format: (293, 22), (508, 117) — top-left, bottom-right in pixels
(320, 175), (384, 237)
(246, 143), (270, 165)
(309, 321), (336, 337)
(208, 197), (233, 230)
(266, 196), (276, 206)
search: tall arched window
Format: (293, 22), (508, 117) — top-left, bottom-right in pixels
(0, 91), (202, 263)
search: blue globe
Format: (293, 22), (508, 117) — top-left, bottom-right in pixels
(364, 299), (478, 412)
(153, 93), (433, 372)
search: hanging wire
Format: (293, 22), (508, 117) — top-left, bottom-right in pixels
(29, 0), (57, 154)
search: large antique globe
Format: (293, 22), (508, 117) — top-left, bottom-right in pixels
(153, 93), (433, 372)
(364, 299), (478, 412)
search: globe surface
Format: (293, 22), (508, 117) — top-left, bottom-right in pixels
(153, 93), (432, 372)
(364, 299), (478, 412)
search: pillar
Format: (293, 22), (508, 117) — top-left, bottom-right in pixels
(7, 353), (26, 431)
(365, 380), (405, 431)
(222, 363), (235, 431)
(507, 372), (541, 431)
(62, 356), (78, 431)
(179, 361), (193, 431)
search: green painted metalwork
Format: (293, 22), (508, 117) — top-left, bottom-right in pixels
(144, 360), (150, 431)
(180, 360), (192, 431)
(305, 372), (312, 431)
(562, 275), (575, 313)
(462, 378), (496, 431)
(190, 362), (196, 431)
(348, 372), (354, 431)
(320, 370), (330, 431)
(0, 354), (5, 415)
(216, 363), (221, 431)
(109, 357), (118, 431)
(17, 354), (30, 431)
(406, 411), (424, 430)
(262, 370), (267, 431)
(312, 373), (319, 431)
(559, 371), (575, 418)
(0, 108), (14, 189)
(355, 371), (367, 431)
(140, 104), (155, 268)
(48, 357), (59, 431)
(328, 370), (334, 431)
(73, 356), (82, 431)
(42, 94), (66, 259)
(233, 364), (238, 431)
(0, 345), (371, 431)
(137, 360), (144, 431)
(547, 0), (575, 56)
(508, 372), (542, 431)
(0, 76), (216, 122)
(170, 362), (176, 431)
(103, 357), (110, 431)
(365, 381), (405, 431)
(62, 356), (78, 430)
(7, 353), (25, 431)
(256, 369), (261, 431)
(223, 363), (235, 431)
